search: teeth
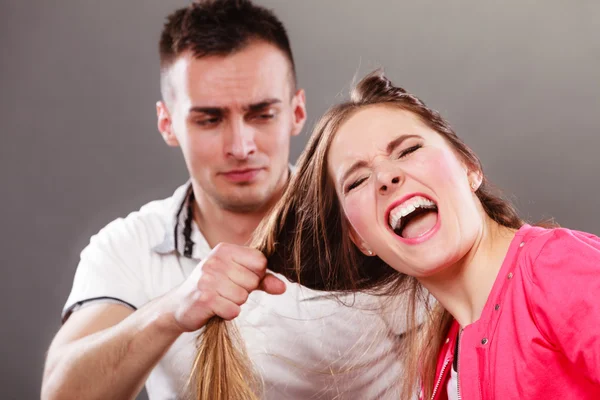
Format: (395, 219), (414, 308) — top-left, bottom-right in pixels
(388, 196), (437, 230)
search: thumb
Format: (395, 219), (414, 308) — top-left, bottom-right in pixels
(259, 273), (287, 295)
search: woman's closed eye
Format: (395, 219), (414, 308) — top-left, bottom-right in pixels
(344, 144), (422, 193)
(345, 176), (368, 193)
(396, 144), (422, 159)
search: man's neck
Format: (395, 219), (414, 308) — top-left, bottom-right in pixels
(419, 216), (517, 328)
(190, 181), (286, 248)
(194, 202), (264, 247)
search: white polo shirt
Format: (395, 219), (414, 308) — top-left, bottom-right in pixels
(63, 182), (407, 400)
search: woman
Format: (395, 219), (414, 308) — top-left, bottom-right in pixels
(192, 70), (600, 400)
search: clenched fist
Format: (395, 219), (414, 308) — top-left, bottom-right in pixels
(165, 243), (286, 333)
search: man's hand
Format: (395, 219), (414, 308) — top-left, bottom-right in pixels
(167, 243), (286, 333)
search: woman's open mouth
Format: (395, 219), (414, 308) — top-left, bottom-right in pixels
(387, 195), (439, 240)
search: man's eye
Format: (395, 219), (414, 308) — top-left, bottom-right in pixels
(195, 117), (220, 126)
(251, 112), (275, 121)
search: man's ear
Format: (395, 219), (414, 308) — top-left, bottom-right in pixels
(348, 224), (376, 256)
(290, 88), (307, 137)
(156, 101), (179, 147)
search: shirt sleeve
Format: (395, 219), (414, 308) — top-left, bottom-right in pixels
(527, 228), (600, 383)
(62, 214), (152, 322)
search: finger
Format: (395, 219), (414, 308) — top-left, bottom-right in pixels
(226, 264), (261, 292)
(215, 279), (250, 305)
(208, 295), (242, 321)
(229, 247), (267, 276)
(258, 273), (286, 295)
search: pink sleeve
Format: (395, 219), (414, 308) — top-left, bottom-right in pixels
(528, 229), (600, 382)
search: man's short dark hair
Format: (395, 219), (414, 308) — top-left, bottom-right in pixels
(159, 0), (296, 86)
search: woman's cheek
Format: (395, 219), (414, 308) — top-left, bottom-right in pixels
(414, 147), (463, 187)
(343, 192), (375, 240)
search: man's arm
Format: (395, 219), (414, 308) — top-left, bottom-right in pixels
(42, 298), (181, 400)
(41, 243), (286, 400)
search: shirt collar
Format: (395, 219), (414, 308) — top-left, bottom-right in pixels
(152, 181), (195, 257)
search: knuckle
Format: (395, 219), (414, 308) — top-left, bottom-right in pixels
(197, 272), (214, 289)
(226, 305), (241, 320)
(254, 252), (267, 269)
(216, 303), (241, 321)
(214, 242), (233, 254)
(258, 261), (267, 273)
(219, 262), (233, 276)
(254, 249), (267, 263)
(209, 245), (227, 262)
(255, 264), (267, 277)
(201, 257), (218, 272)
(202, 261), (225, 278)
(237, 288), (249, 304)
(197, 290), (216, 307)
(249, 274), (260, 289)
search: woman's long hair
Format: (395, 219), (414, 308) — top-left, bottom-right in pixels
(190, 69), (524, 400)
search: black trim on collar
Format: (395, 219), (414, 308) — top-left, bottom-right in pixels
(173, 185), (193, 257)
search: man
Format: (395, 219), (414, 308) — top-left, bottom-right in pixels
(42, 1), (405, 399)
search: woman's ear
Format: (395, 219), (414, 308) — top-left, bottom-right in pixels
(468, 168), (483, 192)
(348, 225), (376, 256)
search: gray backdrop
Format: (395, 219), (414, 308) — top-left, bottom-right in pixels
(1, 1), (599, 399)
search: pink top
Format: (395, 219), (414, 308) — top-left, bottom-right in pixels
(428, 224), (600, 399)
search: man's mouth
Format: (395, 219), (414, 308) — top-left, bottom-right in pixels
(387, 195), (438, 239)
(220, 168), (264, 183)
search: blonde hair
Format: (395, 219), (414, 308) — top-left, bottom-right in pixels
(188, 319), (260, 400)
(190, 69), (525, 399)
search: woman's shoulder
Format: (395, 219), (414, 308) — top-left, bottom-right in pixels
(518, 224), (599, 271)
(515, 225), (600, 315)
(516, 225), (600, 367)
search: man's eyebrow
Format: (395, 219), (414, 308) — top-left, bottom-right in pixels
(246, 98), (281, 112)
(189, 106), (223, 116)
(188, 98), (281, 116)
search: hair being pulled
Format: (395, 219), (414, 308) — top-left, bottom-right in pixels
(191, 69), (525, 399)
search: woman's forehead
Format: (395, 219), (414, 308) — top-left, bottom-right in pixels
(329, 106), (431, 161)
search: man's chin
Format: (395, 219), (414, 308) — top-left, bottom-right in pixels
(202, 176), (285, 213)
(220, 199), (269, 213)
(214, 189), (272, 213)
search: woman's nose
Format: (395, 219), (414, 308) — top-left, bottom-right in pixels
(377, 172), (402, 195)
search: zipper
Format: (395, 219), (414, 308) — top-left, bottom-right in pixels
(430, 357), (450, 400)
(457, 329), (462, 400)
